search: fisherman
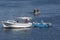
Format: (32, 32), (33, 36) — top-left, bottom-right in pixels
(34, 8), (39, 16)
(25, 19), (29, 23)
(16, 20), (19, 23)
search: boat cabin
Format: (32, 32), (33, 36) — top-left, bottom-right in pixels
(17, 17), (32, 23)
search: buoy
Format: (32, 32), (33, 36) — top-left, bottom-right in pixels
(34, 8), (40, 16)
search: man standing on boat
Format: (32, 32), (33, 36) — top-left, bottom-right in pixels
(25, 19), (29, 23)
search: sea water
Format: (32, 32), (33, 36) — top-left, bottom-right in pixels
(0, 0), (60, 40)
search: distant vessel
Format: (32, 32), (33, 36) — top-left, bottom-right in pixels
(2, 17), (32, 29)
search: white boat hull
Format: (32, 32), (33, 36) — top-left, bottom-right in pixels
(2, 22), (32, 29)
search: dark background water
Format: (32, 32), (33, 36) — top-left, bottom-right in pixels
(0, 0), (60, 40)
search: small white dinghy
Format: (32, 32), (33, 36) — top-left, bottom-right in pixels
(2, 17), (32, 29)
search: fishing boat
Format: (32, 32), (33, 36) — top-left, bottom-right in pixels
(32, 20), (52, 28)
(2, 17), (32, 29)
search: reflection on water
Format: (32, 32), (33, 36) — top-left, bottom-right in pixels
(1, 28), (32, 40)
(0, 26), (60, 40)
(3, 28), (31, 32)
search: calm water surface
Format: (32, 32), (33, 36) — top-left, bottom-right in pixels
(0, 0), (60, 40)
